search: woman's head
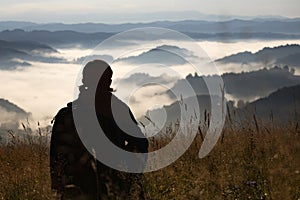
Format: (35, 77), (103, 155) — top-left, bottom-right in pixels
(81, 60), (113, 92)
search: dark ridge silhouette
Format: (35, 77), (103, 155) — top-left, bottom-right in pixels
(221, 66), (299, 99)
(215, 44), (300, 67)
(115, 66), (300, 102)
(0, 98), (28, 114)
(0, 40), (57, 53)
(141, 84), (300, 130)
(184, 32), (300, 40)
(166, 66), (300, 100)
(0, 39), (66, 70)
(277, 53), (300, 66)
(0, 98), (31, 132)
(0, 29), (113, 48)
(115, 45), (195, 65)
(235, 84), (300, 124)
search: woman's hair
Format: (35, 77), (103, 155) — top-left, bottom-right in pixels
(80, 60), (114, 93)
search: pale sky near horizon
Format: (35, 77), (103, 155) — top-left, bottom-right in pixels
(0, 0), (299, 23)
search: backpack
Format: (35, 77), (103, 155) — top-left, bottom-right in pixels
(50, 103), (101, 198)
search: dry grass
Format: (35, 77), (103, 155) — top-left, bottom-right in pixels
(0, 121), (299, 199)
(0, 139), (54, 199)
(143, 124), (300, 200)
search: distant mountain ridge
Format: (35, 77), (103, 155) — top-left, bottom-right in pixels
(0, 29), (113, 48)
(1, 19), (300, 34)
(0, 99), (28, 114)
(0, 19), (299, 48)
(115, 45), (196, 65)
(168, 66), (300, 100)
(235, 84), (300, 124)
(0, 40), (56, 53)
(0, 98), (31, 132)
(141, 84), (300, 131)
(0, 29), (299, 50)
(216, 44), (300, 68)
(0, 39), (65, 70)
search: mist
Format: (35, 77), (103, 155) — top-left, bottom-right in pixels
(1, 39), (300, 127)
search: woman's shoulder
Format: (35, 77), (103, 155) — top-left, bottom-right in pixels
(111, 93), (129, 108)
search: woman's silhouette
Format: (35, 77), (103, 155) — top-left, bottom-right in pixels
(50, 60), (148, 199)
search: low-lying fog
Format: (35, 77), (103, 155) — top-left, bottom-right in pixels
(1, 39), (300, 128)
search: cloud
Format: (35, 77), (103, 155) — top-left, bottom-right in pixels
(0, 61), (81, 126)
(127, 84), (175, 118)
(112, 72), (179, 118)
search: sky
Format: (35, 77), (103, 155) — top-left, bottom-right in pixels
(0, 0), (299, 23)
